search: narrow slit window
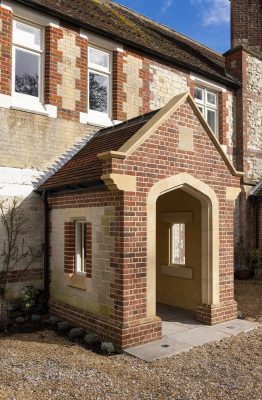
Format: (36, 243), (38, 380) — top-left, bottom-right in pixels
(171, 223), (186, 265)
(75, 222), (87, 274)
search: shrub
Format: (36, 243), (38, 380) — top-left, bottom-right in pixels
(84, 333), (98, 345)
(57, 321), (71, 332)
(68, 328), (85, 339)
(48, 316), (60, 326)
(15, 316), (25, 323)
(21, 285), (38, 314)
(101, 341), (115, 354)
(31, 314), (41, 322)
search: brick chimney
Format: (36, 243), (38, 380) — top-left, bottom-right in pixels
(230, 0), (262, 53)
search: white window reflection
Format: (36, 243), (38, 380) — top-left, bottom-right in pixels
(88, 46), (111, 117)
(194, 86), (218, 135)
(13, 20), (43, 102)
(171, 223), (186, 265)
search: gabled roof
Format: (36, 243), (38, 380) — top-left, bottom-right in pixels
(39, 93), (243, 192)
(18, 0), (238, 86)
(39, 110), (158, 191)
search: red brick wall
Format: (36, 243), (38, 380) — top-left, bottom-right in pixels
(86, 222), (92, 278)
(6, 268), (43, 283)
(231, 0), (262, 53)
(0, 6), (12, 96)
(48, 99), (240, 347)
(45, 25), (63, 108)
(218, 91), (229, 145)
(64, 221), (75, 274)
(112, 50), (127, 121)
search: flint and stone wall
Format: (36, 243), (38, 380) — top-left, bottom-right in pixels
(246, 54), (262, 182)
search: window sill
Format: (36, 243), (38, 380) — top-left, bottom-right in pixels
(161, 265), (193, 279)
(11, 98), (49, 116)
(11, 104), (49, 116)
(66, 273), (88, 290)
(82, 110), (122, 128)
(0, 95), (58, 118)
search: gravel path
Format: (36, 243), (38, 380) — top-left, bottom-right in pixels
(235, 279), (262, 322)
(0, 280), (261, 400)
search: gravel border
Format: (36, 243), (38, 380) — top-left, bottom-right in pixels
(0, 280), (261, 400)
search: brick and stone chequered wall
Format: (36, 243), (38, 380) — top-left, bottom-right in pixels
(45, 23), (88, 122)
(0, 4), (237, 159)
(48, 99), (240, 348)
(50, 204), (116, 319)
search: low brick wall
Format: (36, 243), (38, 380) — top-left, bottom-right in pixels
(50, 300), (162, 350)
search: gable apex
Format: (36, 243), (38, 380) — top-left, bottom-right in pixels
(99, 93), (243, 178)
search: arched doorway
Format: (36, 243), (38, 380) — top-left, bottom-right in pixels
(156, 188), (202, 311)
(146, 173), (220, 320)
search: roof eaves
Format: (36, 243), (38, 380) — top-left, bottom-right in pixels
(114, 1), (225, 59)
(37, 180), (105, 194)
(250, 180), (262, 197)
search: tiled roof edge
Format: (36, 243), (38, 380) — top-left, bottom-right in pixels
(114, 1), (225, 59)
(34, 129), (98, 190)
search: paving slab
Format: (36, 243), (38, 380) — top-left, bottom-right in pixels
(168, 326), (232, 346)
(125, 315), (260, 362)
(125, 336), (192, 362)
(210, 319), (260, 336)
(162, 321), (192, 335)
(169, 319), (203, 330)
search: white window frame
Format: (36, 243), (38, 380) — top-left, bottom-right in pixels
(88, 45), (112, 124)
(194, 86), (218, 136)
(75, 221), (87, 275)
(170, 223), (186, 266)
(12, 19), (44, 111)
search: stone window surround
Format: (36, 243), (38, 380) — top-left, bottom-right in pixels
(75, 220), (87, 275)
(194, 86), (219, 135)
(66, 216), (93, 289)
(161, 212), (193, 279)
(0, 1), (124, 125)
(190, 73), (227, 141)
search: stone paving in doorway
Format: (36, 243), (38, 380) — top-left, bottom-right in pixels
(125, 304), (260, 362)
